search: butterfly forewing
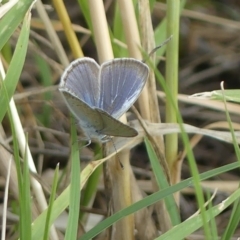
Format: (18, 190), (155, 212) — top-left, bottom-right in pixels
(98, 59), (149, 119)
(59, 58), (100, 108)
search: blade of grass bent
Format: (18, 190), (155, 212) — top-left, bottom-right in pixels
(79, 161), (240, 240)
(31, 145), (240, 239)
(191, 90), (240, 103)
(157, 188), (240, 240)
(0, 0), (34, 51)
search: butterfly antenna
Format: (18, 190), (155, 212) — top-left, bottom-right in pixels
(143, 35), (173, 63)
(110, 138), (124, 169)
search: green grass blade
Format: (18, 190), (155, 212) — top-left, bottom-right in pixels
(77, 0), (93, 36)
(112, 3), (127, 57)
(194, 89), (240, 103)
(0, 0), (33, 51)
(4, 83), (23, 238)
(0, 10), (30, 122)
(212, 90), (240, 103)
(154, 0), (186, 63)
(32, 184), (70, 240)
(79, 161), (240, 240)
(31, 151), (240, 239)
(221, 198), (240, 240)
(157, 188), (240, 240)
(206, 190), (218, 238)
(64, 116), (81, 240)
(2, 41), (13, 63)
(144, 137), (180, 226)
(43, 164), (59, 240)
(3, 65), (32, 240)
(22, 134), (32, 240)
(31, 158), (240, 240)
(219, 85), (240, 239)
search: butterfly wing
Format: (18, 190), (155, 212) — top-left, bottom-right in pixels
(59, 91), (106, 140)
(98, 58), (149, 119)
(96, 108), (138, 137)
(59, 57), (146, 140)
(60, 91), (137, 139)
(59, 57), (100, 107)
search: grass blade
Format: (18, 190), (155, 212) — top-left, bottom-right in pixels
(144, 137), (180, 226)
(21, 134), (32, 240)
(64, 116), (81, 240)
(43, 164), (59, 240)
(0, 10), (30, 122)
(0, 0), (33, 50)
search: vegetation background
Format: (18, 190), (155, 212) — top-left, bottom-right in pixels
(1, 0), (240, 239)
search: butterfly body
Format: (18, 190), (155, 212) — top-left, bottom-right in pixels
(59, 57), (149, 142)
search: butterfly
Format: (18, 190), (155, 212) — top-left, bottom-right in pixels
(59, 57), (149, 142)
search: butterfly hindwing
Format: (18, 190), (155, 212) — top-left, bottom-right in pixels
(60, 91), (137, 139)
(60, 91), (105, 138)
(96, 108), (138, 137)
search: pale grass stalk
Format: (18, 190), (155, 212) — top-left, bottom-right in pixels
(88, 0), (134, 239)
(138, 0), (172, 233)
(158, 91), (240, 115)
(130, 171), (158, 239)
(0, 61), (19, 199)
(117, 0), (150, 119)
(52, 0), (83, 59)
(117, 0), (165, 238)
(88, 0), (113, 62)
(117, 0), (171, 237)
(138, 0), (161, 127)
(138, 179), (239, 195)
(180, 121), (240, 163)
(1, 157), (12, 240)
(107, 153), (134, 240)
(165, 0), (180, 186)
(139, 122), (240, 145)
(35, 0), (69, 67)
